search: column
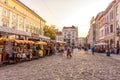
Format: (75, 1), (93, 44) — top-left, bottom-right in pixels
(9, 11), (12, 28)
(0, 7), (2, 26)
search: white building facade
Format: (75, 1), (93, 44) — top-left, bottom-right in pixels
(78, 37), (86, 48)
(62, 26), (78, 47)
(56, 31), (63, 42)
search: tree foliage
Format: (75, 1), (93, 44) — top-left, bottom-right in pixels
(43, 25), (56, 40)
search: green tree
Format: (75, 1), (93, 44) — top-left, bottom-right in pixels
(44, 25), (56, 40)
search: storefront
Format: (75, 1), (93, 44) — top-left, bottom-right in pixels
(28, 33), (40, 41)
(0, 26), (30, 39)
(0, 26), (31, 64)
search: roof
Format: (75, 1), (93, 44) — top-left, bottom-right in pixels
(0, 26), (30, 36)
(56, 31), (62, 35)
(63, 26), (77, 30)
(15, 0), (46, 22)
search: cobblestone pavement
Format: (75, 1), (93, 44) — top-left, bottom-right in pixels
(0, 49), (120, 80)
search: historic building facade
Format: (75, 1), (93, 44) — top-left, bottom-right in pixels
(78, 37), (86, 48)
(87, 17), (96, 48)
(104, 0), (115, 48)
(62, 26), (78, 47)
(115, 0), (120, 49)
(56, 31), (63, 42)
(0, 0), (46, 39)
(87, 0), (117, 49)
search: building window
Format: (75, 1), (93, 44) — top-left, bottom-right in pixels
(116, 6), (118, 16)
(102, 30), (104, 36)
(110, 11), (113, 20)
(13, 5), (16, 9)
(4, 9), (8, 16)
(107, 16), (109, 23)
(13, 14), (16, 19)
(12, 26), (15, 29)
(105, 28), (107, 35)
(110, 24), (113, 33)
(107, 27), (109, 34)
(3, 22), (8, 27)
(64, 35), (66, 38)
(4, 0), (8, 4)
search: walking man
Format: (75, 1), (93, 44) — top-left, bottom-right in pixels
(91, 47), (94, 55)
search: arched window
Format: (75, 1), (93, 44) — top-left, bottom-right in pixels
(110, 24), (113, 33)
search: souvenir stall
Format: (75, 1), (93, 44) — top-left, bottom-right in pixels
(0, 38), (14, 64)
(35, 41), (47, 57)
(14, 40), (35, 62)
(56, 41), (66, 53)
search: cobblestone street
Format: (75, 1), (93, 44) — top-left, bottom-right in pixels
(0, 49), (120, 80)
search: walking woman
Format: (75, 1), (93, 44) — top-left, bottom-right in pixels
(67, 46), (72, 59)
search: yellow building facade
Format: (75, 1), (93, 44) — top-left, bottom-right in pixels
(0, 0), (46, 39)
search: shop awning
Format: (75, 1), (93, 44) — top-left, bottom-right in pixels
(35, 41), (47, 45)
(39, 35), (50, 40)
(0, 26), (30, 36)
(94, 43), (108, 46)
(56, 41), (66, 44)
(15, 40), (34, 44)
(0, 38), (14, 42)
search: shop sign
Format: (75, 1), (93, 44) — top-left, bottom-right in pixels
(31, 33), (39, 38)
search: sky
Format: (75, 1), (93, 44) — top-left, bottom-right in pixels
(20, 0), (113, 37)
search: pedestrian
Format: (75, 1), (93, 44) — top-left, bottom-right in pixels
(29, 49), (33, 61)
(67, 46), (72, 59)
(85, 46), (88, 54)
(59, 46), (63, 56)
(106, 48), (110, 56)
(71, 46), (74, 53)
(114, 47), (117, 54)
(117, 47), (119, 54)
(62, 45), (65, 53)
(91, 47), (94, 55)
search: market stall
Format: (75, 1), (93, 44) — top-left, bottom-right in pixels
(0, 38), (14, 64)
(14, 40), (35, 62)
(35, 41), (47, 57)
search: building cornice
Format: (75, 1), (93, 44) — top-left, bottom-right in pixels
(13, 0), (46, 22)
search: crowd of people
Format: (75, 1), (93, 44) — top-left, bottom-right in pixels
(78, 44), (120, 55)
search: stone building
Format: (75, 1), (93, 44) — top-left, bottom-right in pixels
(56, 31), (63, 42)
(115, 0), (120, 49)
(62, 26), (78, 47)
(0, 0), (46, 40)
(78, 37), (86, 48)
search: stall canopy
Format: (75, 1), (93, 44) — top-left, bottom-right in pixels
(56, 41), (66, 44)
(14, 40), (34, 44)
(50, 40), (56, 43)
(0, 26), (30, 36)
(39, 35), (50, 40)
(35, 41), (47, 45)
(94, 43), (108, 46)
(0, 38), (14, 42)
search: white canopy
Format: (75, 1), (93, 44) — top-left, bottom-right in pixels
(94, 43), (108, 46)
